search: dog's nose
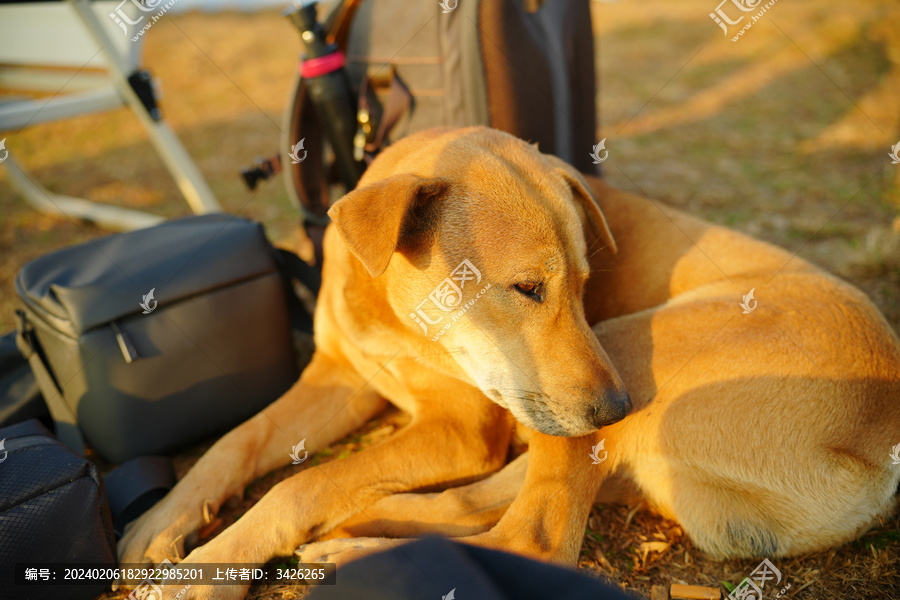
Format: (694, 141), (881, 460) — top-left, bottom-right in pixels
(588, 390), (632, 429)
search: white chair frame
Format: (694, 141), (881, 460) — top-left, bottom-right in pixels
(0, 0), (222, 230)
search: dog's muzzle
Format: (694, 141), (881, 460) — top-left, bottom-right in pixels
(587, 390), (632, 429)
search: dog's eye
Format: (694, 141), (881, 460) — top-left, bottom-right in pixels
(514, 282), (543, 301)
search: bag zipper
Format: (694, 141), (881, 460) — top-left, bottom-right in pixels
(111, 321), (139, 364)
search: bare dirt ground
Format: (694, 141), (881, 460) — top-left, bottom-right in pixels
(1, 1), (899, 598)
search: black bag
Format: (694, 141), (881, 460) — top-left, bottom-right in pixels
(0, 419), (117, 600)
(14, 214), (314, 464)
(308, 536), (632, 600)
(0, 331), (48, 428)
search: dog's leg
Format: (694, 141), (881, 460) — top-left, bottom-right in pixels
(454, 431), (604, 564)
(118, 351), (387, 566)
(326, 451), (530, 540)
(324, 451), (646, 543)
(293, 454), (529, 567)
(160, 394), (509, 598)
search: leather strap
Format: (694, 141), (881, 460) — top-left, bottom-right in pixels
(359, 70), (413, 158)
(15, 309), (85, 455)
(277, 248), (322, 297)
(325, 0), (364, 51)
(276, 248), (320, 335)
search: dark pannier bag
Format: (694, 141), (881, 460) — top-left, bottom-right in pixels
(14, 214), (303, 463)
(0, 419), (116, 600)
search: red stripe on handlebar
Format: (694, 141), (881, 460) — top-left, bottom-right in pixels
(300, 52), (346, 78)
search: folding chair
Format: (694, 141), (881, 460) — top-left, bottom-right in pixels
(0, 0), (221, 230)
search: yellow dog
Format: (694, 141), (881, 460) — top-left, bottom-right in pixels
(119, 127), (900, 599)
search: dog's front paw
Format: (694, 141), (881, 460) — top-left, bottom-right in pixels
(117, 557), (250, 600)
(461, 528), (571, 565)
(297, 537), (404, 566)
(117, 492), (207, 567)
(158, 546), (250, 600)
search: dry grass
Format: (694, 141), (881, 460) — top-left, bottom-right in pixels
(577, 502), (900, 599)
(2, 1), (899, 599)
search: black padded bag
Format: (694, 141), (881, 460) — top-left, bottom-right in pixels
(14, 214), (303, 463)
(0, 419), (116, 600)
(308, 536), (633, 600)
(0, 331), (48, 428)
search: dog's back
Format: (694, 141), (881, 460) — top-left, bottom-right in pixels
(583, 177), (900, 557)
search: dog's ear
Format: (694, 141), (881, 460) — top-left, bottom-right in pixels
(329, 174), (450, 277)
(544, 154), (617, 254)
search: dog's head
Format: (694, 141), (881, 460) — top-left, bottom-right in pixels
(329, 127), (631, 436)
